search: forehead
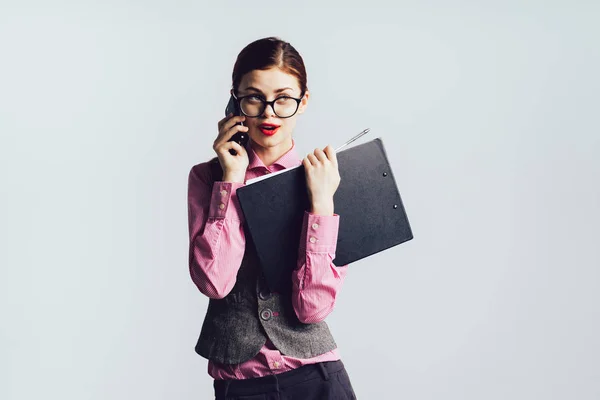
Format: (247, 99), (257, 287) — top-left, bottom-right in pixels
(239, 68), (300, 93)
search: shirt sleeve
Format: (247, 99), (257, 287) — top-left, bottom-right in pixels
(187, 164), (247, 299)
(291, 210), (349, 324)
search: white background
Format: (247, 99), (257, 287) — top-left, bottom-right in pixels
(1, 1), (599, 399)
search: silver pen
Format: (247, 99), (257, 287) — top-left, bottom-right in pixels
(334, 128), (370, 152)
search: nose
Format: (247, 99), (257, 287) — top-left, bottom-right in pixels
(261, 101), (276, 118)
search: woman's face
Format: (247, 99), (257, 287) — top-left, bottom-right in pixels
(235, 67), (309, 152)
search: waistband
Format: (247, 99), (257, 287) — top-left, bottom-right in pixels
(213, 360), (345, 397)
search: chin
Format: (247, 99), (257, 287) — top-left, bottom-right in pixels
(250, 131), (290, 147)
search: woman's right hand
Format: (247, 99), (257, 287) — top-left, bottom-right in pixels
(213, 113), (250, 183)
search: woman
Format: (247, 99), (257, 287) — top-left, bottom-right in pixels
(187, 37), (357, 400)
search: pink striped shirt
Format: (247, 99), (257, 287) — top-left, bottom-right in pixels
(187, 139), (349, 380)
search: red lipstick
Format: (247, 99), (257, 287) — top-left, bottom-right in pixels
(259, 123), (280, 136)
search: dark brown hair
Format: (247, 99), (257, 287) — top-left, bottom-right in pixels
(231, 37), (307, 96)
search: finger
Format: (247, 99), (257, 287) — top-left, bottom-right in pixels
(221, 116), (246, 134)
(313, 148), (328, 163)
(302, 157), (311, 169)
(214, 130), (247, 153)
(216, 139), (245, 157)
(217, 113), (233, 130)
(217, 124), (249, 145)
(229, 140), (246, 156)
(227, 123), (249, 139)
(307, 153), (318, 166)
(217, 116), (243, 141)
(323, 145), (337, 166)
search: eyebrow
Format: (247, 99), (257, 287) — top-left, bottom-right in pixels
(242, 86), (295, 94)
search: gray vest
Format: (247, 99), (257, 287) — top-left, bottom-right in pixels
(194, 159), (338, 365)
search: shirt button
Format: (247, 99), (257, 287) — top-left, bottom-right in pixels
(309, 237), (317, 243)
(273, 361), (280, 368)
(219, 203), (225, 210)
(220, 189), (227, 197)
(260, 308), (273, 321)
(312, 223), (319, 229)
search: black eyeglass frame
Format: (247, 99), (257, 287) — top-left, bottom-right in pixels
(231, 91), (305, 119)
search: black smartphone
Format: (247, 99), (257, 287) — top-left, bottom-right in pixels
(225, 95), (248, 155)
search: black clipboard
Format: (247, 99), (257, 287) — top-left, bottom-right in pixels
(236, 137), (413, 293)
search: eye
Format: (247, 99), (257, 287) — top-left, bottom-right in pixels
(246, 95), (264, 103)
(275, 96), (294, 104)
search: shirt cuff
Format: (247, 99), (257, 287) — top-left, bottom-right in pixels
(208, 181), (246, 221)
(301, 211), (340, 252)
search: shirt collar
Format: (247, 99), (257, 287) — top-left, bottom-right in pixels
(246, 139), (301, 171)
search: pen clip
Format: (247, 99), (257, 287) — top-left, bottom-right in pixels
(334, 128), (370, 152)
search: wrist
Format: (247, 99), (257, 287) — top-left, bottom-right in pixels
(310, 198), (334, 215)
(223, 172), (245, 183)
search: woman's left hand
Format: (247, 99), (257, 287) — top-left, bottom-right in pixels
(302, 145), (341, 215)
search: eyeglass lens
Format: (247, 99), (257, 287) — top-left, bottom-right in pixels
(239, 96), (299, 118)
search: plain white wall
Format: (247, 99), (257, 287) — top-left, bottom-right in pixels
(1, 1), (599, 399)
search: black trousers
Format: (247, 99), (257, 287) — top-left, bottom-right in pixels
(213, 360), (357, 400)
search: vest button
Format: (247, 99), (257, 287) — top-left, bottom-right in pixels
(260, 308), (273, 321)
(259, 290), (272, 300)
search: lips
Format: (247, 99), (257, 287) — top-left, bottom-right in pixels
(259, 123), (280, 136)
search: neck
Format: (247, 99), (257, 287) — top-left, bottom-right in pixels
(250, 138), (293, 167)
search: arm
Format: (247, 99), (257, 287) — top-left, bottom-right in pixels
(291, 210), (349, 324)
(187, 164), (246, 299)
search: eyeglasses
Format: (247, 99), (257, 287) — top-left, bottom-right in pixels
(232, 92), (304, 118)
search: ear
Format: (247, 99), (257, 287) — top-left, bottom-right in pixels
(297, 89), (310, 115)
